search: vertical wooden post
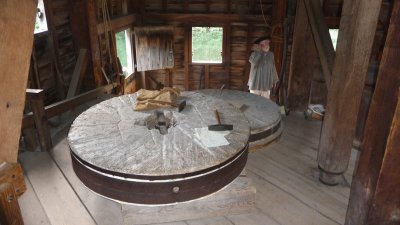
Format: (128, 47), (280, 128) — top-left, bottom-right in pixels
(226, 0), (231, 13)
(0, 0), (37, 163)
(368, 91), (400, 224)
(0, 163), (27, 225)
(86, 0), (104, 87)
(205, 65), (210, 89)
(184, 24), (190, 91)
(224, 24), (231, 89)
(271, 0), (286, 77)
(44, 0), (67, 99)
(0, 183), (23, 225)
(164, 69), (171, 87)
(70, 0), (95, 90)
(304, 0), (334, 86)
(287, 0), (318, 110)
(317, 0), (382, 185)
(366, 90), (400, 225)
(27, 89), (53, 151)
(67, 49), (89, 98)
(345, 1), (400, 224)
(243, 24), (253, 91)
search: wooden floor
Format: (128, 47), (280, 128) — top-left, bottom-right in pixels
(17, 107), (358, 225)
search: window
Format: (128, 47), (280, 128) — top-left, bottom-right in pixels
(329, 29), (339, 50)
(115, 28), (134, 76)
(34, 0), (48, 34)
(191, 27), (223, 63)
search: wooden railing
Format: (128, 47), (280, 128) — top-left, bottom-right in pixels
(22, 83), (116, 151)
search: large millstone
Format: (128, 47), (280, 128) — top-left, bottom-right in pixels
(68, 92), (250, 204)
(196, 89), (282, 149)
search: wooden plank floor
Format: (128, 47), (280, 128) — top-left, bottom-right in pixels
(18, 110), (357, 225)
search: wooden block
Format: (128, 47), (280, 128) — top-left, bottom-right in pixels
(121, 176), (256, 225)
(0, 183), (23, 225)
(0, 163), (26, 197)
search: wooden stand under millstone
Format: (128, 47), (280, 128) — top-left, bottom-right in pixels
(68, 91), (255, 223)
(121, 170), (256, 225)
(196, 89), (283, 150)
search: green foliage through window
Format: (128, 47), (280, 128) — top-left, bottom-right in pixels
(116, 31), (128, 68)
(192, 27), (223, 63)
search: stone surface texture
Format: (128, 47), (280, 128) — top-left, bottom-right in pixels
(68, 92), (250, 177)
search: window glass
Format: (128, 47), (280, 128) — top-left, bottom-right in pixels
(192, 27), (223, 63)
(116, 29), (133, 76)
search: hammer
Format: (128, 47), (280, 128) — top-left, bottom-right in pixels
(208, 109), (233, 131)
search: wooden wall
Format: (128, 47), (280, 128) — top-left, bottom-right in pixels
(31, 0), (79, 104)
(138, 0), (276, 91)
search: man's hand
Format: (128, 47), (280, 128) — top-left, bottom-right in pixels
(251, 44), (261, 51)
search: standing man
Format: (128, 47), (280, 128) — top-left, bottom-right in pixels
(248, 36), (279, 99)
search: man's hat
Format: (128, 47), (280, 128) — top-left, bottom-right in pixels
(254, 35), (271, 44)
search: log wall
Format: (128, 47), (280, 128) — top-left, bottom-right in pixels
(140, 0), (275, 91)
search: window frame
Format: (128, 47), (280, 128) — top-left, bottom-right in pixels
(189, 25), (226, 65)
(114, 26), (135, 78)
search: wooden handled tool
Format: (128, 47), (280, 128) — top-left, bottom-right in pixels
(208, 109), (233, 131)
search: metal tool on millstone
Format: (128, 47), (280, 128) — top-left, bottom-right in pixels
(155, 110), (168, 134)
(208, 109), (233, 131)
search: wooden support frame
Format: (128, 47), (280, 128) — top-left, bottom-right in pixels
(143, 13), (270, 24)
(287, 0), (318, 110)
(345, 1), (400, 223)
(67, 49), (89, 99)
(26, 89), (53, 151)
(317, 0), (382, 185)
(0, 0), (37, 163)
(243, 24), (253, 91)
(22, 84), (115, 130)
(43, 0), (66, 99)
(224, 24), (232, 89)
(0, 183), (23, 224)
(97, 14), (136, 34)
(184, 24), (190, 91)
(304, 0), (334, 87)
(87, 0), (104, 86)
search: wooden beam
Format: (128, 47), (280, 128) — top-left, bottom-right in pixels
(27, 89), (52, 151)
(0, 163), (26, 198)
(97, 14), (136, 34)
(22, 84), (115, 129)
(304, 0), (334, 87)
(87, 0), (104, 86)
(243, 24), (253, 91)
(0, 0), (37, 163)
(43, 0), (66, 99)
(345, 1), (400, 223)
(226, 0), (231, 13)
(271, 0), (286, 82)
(205, 64), (210, 89)
(184, 25), (190, 91)
(143, 13), (271, 23)
(67, 49), (89, 98)
(317, 0), (382, 185)
(366, 90), (400, 224)
(164, 69), (171, 87)
(0, 183), (23, 224)
(287, 0), (318, 110)
(224, 25), (232, 89)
